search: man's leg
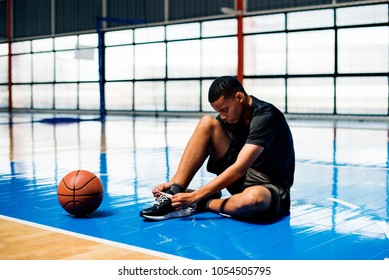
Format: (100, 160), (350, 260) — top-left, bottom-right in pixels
(207, 186), (272, 218)
(170, 115), (231, 187)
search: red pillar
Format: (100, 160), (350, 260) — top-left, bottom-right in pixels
(6, 0), (12, 113)
(236, 0), (244, 84)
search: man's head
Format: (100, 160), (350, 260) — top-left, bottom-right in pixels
(208, 76), (247, 103)
(208, 76), (250, 124)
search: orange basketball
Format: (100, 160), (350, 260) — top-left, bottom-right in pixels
(57, 170), (104, 216)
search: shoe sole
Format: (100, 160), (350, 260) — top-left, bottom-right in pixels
(141, 208), (193, 220)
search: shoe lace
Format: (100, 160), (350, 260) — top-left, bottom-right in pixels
(154, 192), (172, 205)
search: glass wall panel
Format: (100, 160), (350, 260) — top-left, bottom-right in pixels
(54, 83), (78, 109)
(12, 85), (31, 109)
(79, 83), (100, 110)
(11, 41), (31, 54)
(78, 34), (98, 48)
(105, 46), (134, 81)
(167, 40), (201, 78)
(201, 79), (214, 112)
(287, 78), (334, 113)
(336, 77), (388, 115)
(244, 78), (286, 112)
(105, 30), (133, 46)
(134, 81), (164, 111)
(338, 27), (388, 73)
(0, 43), (8, 55)
(202, 19), (237, 37)
(336, 4), (388, 26)
(78, 49), (99, 81)
(32, 38), (53, 52)
(12, 54), (32, 83)
(288, 30), (335, 74)
(244, 13), (285, 33)
(134, 26), (165, 43)
(166, 81), (200, 111)
(32, 84), (54, 109)
(201, 37), (237, 77)
(54, 35), (78, 50)
(0, 56), (8, 83)
(166, 22), (200, 40)
(134, 43), (166, 79)
(105, 82), (133, 110)
(288, 9), (334, 29)
(0, 86), (8, 108)
(32, 52), (55, 82)
(55, 50), (78, 82)
(244, 33), (286, 75)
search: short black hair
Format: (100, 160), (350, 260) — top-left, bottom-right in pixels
(208, 76), (247, 103)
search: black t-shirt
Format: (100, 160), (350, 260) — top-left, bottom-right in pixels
(220, 96), (295, 189)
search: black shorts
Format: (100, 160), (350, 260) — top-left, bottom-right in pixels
(207, 134), (290, 220)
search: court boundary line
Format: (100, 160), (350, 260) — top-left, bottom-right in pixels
(0, 214), (187, 260)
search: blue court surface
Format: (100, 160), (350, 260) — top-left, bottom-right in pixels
(0, 113), (388, 260)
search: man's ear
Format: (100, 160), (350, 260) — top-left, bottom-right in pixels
(236, 91), (245, 103)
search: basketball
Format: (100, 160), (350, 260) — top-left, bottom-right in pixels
(57, 170), (104, 216)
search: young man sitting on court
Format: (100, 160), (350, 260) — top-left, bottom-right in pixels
(140, 76), (295, 221)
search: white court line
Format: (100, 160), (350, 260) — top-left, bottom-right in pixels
(376, 221), (389, 239)
(326, 198), (361, 209)
(0, 214), (187, 260)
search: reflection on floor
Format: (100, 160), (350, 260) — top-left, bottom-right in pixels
(0, 113), (388, 259)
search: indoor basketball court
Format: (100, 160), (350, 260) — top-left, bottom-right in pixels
(0, 0), (389, 274)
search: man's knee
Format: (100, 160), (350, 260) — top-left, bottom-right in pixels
(239, 187), (272, 211)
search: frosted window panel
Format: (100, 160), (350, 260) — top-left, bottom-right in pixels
(12, 54), (32, 83)
(287, 9), (334, 29)
(336, 77), (388, 115)
(105, 82), (133, 110)
(166, 81), (200, 111)
(11, 41), (31, 54)
(32, 52), (54, 82)
(12, 85), (31, 109)
(32, 38), (53, 52)
(0, 56), (7, 83)
(54, 35), (77, 50)
(244, 79), (286, 112)
(287, 78), (334, 113)
(336, 4), (388, 26)
(202, 19), (237, 37)
(105, 46), (134, 81)
(166, 23), (200, 40)
(167, 40), (201, 78)
(32, 84), (53, 109)
(338, 27), (388, 73)
(134, 81), (164, 111)
(201, 79), (214, 112)
(105, 30), (133, 46)
(0, 86), (7, 108)
(79, 83), (100, 110)
(244, 34), (286, 75)
(201, 37), (237, 77)
(78, 34), (98, 48)
(55, 51), (78, 82)
(288, 30), (335, 74)
(54, 84), (78, 109)
(135, 26), (165, 43)
(78, 49), (99, 81)
(0, 43), (8, 55)
(134, 43), (166, 79)
(244, 14), (285, 33)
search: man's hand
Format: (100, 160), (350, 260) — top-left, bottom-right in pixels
(171, 192), (198, 209)
(152, 182), (172, 197)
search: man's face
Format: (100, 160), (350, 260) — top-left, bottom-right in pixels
(210, 93), (244, 124)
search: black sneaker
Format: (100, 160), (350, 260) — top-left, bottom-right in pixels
(140, 192), (193, 220)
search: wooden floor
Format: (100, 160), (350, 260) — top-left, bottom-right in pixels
(0, 217), (166, 260)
